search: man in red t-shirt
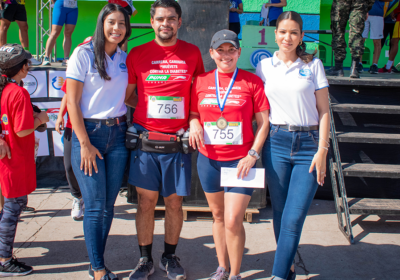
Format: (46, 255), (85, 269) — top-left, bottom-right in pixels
(0, 44), (49, 276)
(125, 1), (204, 279)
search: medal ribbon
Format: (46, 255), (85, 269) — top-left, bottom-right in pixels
(215, 67), (238, 113)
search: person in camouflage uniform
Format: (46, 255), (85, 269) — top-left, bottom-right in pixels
(326, 0), (375, 78)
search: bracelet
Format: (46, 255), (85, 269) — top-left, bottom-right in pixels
(34, 117), (42, 124)
(321, 137), (330, 147)
(319, 146), (329, 151)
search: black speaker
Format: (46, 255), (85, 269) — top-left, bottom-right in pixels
(178, 0), (230, 72)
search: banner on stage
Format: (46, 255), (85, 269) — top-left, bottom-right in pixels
(48, 70), (66, 98)
(52, 131), (64, 157)
(23, 71), (47, 98)
(32, 101), (65, 128)
(34, 131), (50, 157)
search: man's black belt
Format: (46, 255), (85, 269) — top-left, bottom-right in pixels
(84, 115), (127, 126)
(276, 124), (319, 131)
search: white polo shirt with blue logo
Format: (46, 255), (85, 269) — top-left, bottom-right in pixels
(256, 52), (329, 126)
(66, 43), (128, 119)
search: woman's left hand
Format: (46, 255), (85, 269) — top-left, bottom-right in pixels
(309, 150), (327, 186)
(237, 155), (257, 179)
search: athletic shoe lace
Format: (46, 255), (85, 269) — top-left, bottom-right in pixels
(72, 199), (81, 211)
(167, 255), (182, 269)
(210, 269), (224, 279)
(136, 260), (151, 273)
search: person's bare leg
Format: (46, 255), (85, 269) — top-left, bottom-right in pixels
(15, 20), (28, 49)
(205, 191), (229, 271)
(63, 24), (75, 58)
(163, 193), (183, 245)
(389, 38), (400, 61)
(372, 39), (382, 65)
(45, 25), (63, 58)
(94, 269), (106, 280)
(136, 187), (158, 246)
(0, 19), (11, 47)
(224, 192), (251, 277)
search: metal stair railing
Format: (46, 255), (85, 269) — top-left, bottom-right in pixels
(328, 95), (354, 244)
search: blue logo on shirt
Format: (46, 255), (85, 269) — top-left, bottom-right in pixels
(250, 49), (273, 69)
(119, 63), (127, 70)
(299, 69), (311, 77)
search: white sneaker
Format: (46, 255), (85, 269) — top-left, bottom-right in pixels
(61, 59), (68, 66)
(71, 197), (84, 220)
(29, 56), (42, 66)
(42, 57), (51, 66)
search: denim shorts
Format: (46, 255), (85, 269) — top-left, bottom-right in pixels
(197, 152), (254, 196)
(128, 123), (192, 197)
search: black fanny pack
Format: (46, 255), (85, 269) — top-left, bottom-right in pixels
(125, 130), (195, 154)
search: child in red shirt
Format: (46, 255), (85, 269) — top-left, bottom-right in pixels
(0, 44), (49, 277)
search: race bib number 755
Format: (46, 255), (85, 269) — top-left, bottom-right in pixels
(204, 122), (243, 145)
(147, 96), (185, 119)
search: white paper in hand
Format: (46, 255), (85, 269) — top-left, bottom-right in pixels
(220, 167), (265, 188)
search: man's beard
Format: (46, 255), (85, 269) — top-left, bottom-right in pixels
(157, 26), (176, 42)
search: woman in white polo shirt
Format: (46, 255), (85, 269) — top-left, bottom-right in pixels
(256, 11), (330, 280)
(66, 4), (131, 280)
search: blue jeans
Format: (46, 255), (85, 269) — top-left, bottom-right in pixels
(71, 120), (128, 271)
(262, 124), (319, 280)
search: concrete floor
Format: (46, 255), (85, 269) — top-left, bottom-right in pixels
(11, 187), (400, 280)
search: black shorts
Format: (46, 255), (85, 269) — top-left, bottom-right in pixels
(123, 5), (133, 16)
(3, 4), (27, 22)
(229, 22), (241, 35)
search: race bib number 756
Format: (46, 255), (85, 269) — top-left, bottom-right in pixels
(204, 122), (243, 145)
(147, 96), (185, 119)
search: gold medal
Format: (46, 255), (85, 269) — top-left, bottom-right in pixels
(216, 116), (228, 130)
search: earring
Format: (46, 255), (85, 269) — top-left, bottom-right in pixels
(299, 41), (302, 46)
(275, 38), (277, 43)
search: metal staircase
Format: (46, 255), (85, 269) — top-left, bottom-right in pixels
(328, 76), (400, 244)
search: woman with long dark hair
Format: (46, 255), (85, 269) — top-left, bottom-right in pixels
(256, 11), (330, 280)
(66, 4), (131, 280)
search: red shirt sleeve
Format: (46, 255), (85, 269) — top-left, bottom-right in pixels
(193, 48), (205, 78)
(13, 88), (34, 133)
(61, 80), (67, 93)
(127, 49), (137, 84)
(61, 80), (68, 117)
(252, 75), (270, 113)
(190, 77), (200, 113)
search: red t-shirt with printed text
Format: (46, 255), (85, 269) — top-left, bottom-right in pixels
(0, 83), (36, 198)
(190, 69), (270, 161)
(127, 39), (205, 133)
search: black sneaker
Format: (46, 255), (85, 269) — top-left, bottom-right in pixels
(357, 63), (363, 73)
(392, 66), (400, 73)
(159, 254), (186, 280)
(0, 257), (33, 277)
(325, 66), (344, 77)
(369, 64), (378, 74)
(89, 264), (117, 279)
(129, 257), (154, 280)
